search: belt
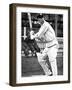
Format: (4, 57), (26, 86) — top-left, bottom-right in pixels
(47, 44), (57, 48)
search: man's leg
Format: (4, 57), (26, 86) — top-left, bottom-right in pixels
(49, 57), (57, 75)
(36, 53), (52, 75)
(48, 46), (58, 76)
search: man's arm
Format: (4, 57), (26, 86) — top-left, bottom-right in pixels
(30, 24), (48, 39)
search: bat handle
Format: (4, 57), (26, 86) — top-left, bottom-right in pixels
(30, 28), (32, 31)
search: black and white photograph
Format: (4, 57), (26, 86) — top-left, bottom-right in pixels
(21, 13), (63, 77)
(9, 4), (70, 86)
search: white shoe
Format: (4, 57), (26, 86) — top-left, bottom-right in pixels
(46, 70), (53, 76)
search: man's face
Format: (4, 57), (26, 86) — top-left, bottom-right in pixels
(38, 18), (44, 25)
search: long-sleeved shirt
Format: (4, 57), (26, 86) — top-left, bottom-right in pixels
(31, 20), (58, 48)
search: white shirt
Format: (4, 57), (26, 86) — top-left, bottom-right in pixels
(32, 20), (58, 47)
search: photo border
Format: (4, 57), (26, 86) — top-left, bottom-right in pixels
(9, 3), (70, 86)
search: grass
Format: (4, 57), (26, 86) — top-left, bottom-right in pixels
(22, 55), (63, 77)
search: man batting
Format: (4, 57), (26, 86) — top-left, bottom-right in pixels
(30, 14), (59, 76)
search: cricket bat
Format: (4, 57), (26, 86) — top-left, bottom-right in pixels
(28, 12), (32, 30)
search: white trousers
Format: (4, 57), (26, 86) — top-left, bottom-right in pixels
(37, 45), (58, 76)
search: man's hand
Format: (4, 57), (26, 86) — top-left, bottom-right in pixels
(30, 30), (35, 40)
(30, 30), (34, 35)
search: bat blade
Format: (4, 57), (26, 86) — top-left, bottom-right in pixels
(28, 13), (32, 30)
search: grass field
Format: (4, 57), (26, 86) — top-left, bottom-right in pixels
(22, 54), (63, 77)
